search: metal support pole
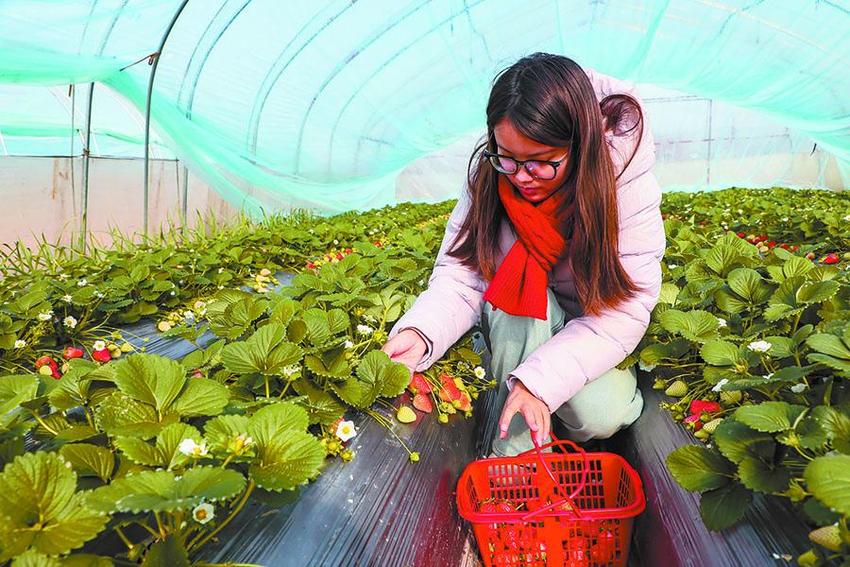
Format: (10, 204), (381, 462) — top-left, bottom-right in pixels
(143, 0), (190, 235)
(80, 83), (95, 252)
(181, 165), (189, 223)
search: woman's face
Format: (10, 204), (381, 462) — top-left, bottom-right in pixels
(492, 118), (570, 204)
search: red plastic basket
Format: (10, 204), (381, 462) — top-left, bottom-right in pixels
(456, 433), (645, 566)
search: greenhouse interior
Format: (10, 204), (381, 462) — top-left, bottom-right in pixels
(1, 1), (850, 566)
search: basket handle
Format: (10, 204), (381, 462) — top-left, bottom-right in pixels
(519, 431), (588, 521)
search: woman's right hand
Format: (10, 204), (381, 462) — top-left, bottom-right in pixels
(381, 329), (427, 375)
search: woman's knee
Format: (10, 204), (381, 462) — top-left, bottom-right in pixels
(554, 366), (643, 441)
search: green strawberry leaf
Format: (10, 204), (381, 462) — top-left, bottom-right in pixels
(803, 454), (850, 516)
(699, 340), (741, 366)
(796, 280), (839, 304)
(304, 352), (350, 380)
(142, 534), (189, 567)
(58, 443), (115, 482)
(733, 401), (807, 433)
(0, 452), (108, 560)
(247, 402), (309, 447)
(249, 431), (325, 492)
(659, 309), (719, 343)
(87, 466), (245, 514)
(114, 355), (185, 413)
(726, 267), (772, 303)
(806, 333), (850, 359)
(95, 392), (174, 439)
(699, 482), (752, 531)
(0, 375), (39, 428)
(221, 323), (302, 375)
(666, 445), (734, 492)
(291, 378), (346, 425)
(169, 378), (230, 417)
(737, 455), (790, 493)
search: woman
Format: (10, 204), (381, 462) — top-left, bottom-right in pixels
(381, 53), (666, 457)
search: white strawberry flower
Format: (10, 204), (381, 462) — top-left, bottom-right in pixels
(790, 383), (807, 393)
(77, 278), (88, 287)
(94, 291), (105, 299)
(37, 310), (54, 321)
(747, 340), (772, 353)
(183, 310), (195, 323)
(178, 438), (208, 458)
(62, 294), (73, 303)
(63, 316), (78, 329)
(14, 339), (26, 349)
(344, 339), (354, 349)
(716, 317), (727, 328)
(638, 360), (657, 372)
(192, 502), (215, 524)
(711, 378), (729, 392)
(93, 340), (107, 351)
(281, 364), (300, 377)
(473, 366), (486, 379)
(667, 264), (678, 270)
(335, 420), (357, 442)
(356, 324), (373, 336)
(763, 372), (774, 380)
(844, 214), (850, 222)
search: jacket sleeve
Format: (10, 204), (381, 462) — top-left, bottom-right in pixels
(509, 83), (667, 412)
(388, 186), (487, 371)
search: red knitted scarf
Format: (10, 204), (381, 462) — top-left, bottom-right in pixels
(482, 176), (576, 319)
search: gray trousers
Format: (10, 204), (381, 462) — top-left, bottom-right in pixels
(481, 288), (644, 456)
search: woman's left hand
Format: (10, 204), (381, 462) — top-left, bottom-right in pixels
(498, 379), (551, 446)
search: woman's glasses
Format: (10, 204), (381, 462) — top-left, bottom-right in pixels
(483, 150), (569, 181)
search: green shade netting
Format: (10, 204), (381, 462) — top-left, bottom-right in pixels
(0, 0), (848, 214)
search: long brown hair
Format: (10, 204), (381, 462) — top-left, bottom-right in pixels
(447, 53), (644, 316)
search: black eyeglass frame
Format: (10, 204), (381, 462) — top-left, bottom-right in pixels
(482, 149), (570, 180)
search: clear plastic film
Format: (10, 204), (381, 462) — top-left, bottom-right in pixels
(0, 0), (848, 217)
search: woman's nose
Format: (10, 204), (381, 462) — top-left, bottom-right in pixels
(512, 166), (534, 184)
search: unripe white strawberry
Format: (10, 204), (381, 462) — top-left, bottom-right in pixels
(665, 380), (688, 397)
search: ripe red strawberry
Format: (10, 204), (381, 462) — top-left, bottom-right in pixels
(779, 243), (790, 250)
(35, 355), (57, 371)
(412, 393), (433, 413)
(454, 392), (473, 412)
(689, 399), (721, 415)
(791, 245), (799, 252)
(62, 346), (85, 360)
(336, 252), (344, 260)
(822, 253), (840, 264)
(92, 348), (112, 363)
(767, 241), (776, 248)
(736, 232), (746, 238)
(345, 248), (353, 254)
(438, 373), (463, 402)
(306, 261), (316, 270)
(408, 372), (432, 394)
